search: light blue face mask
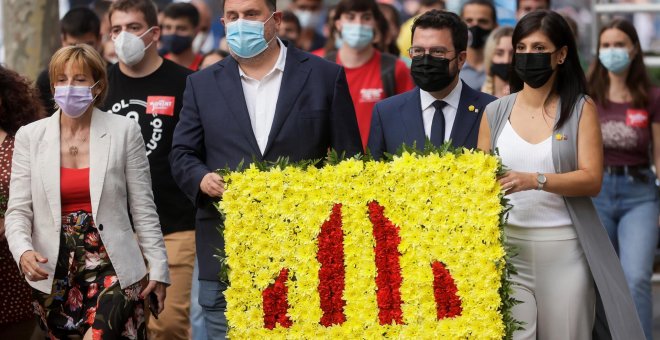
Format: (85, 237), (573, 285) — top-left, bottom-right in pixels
(334, 34), (343, 49)
(226, 13), (275, 59)
(341, 23), (373, 49)
(599, 48), (631, 73)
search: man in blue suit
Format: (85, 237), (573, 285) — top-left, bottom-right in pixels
(367, 10), (496, 159)
(169, 0), (362, 337)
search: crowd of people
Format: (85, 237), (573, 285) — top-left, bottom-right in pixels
(0, 0), (658, 339)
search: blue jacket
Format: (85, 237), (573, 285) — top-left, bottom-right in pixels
(367, 82), (496, 159)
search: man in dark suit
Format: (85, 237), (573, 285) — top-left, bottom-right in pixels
(367, 10), (496, 160)
(169, 0), (362, 337)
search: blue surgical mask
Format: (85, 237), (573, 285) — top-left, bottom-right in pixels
(334, 34), (343, 49)
(341, 23), (373, 49)
(599, 48), (631, 73)
(225, 13), (275, 59)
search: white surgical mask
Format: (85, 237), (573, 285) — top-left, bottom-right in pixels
(113, 27), (156, 66)
(192, 31), (214, 54)
(294, 9), (322, 29)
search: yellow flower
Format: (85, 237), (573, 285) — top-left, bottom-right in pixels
(220, 152), (506, 339)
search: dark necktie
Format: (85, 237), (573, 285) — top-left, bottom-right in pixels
(430, 100), (447, 146)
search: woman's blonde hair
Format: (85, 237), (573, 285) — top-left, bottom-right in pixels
(481, 26), (513, 95)
(48, 44), (108, 106)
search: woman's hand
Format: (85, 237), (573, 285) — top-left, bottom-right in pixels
(140, 280), (167, 314)
(499, 171), (536, 195)
(19, 250), (49, 281)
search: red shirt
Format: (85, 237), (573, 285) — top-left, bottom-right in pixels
(61, 167), (92, 214)
(164, 53), (204, 71)
(337, 50), (415, 148)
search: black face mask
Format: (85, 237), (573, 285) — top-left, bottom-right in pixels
(160, 34), (194, 55)
(410, 54), (456, 92)
(469, 26), (492, 49)
(490, 62), (511, 81)
(514, 52), (555, 89)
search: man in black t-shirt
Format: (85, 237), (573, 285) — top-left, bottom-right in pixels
(100, 1), (195, 339)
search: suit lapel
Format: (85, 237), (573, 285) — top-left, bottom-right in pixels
(400, 88), (426, 148)
(263, 47), (311, 157)
(39, 112), (62, 225)
(215, 58), (262, 157)
(89, 109), (109, 221)
(449, 81), (480, 147)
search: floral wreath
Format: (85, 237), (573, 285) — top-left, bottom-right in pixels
(217, 143), (521, 339)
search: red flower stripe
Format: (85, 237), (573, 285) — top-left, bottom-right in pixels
(262, 268), (293, 329)
(317, 203), (347, 326)
(368, 201), (404, 325)
(431, 261), (462, 319)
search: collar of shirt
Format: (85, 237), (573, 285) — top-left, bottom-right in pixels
(238, 37), (287, 80)
(420, 79), (462, 112)
(419, 80), (463, 141)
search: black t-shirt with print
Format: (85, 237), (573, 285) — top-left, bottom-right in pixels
(100, 59), (194, 235)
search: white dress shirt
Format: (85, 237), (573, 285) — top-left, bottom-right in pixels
(239, 38), (287, 154)
(420, 80), (463, 142)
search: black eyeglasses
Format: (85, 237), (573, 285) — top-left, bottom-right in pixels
(408, 47), (454, 59)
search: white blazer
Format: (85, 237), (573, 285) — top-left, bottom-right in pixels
(5, 108), (169, 294)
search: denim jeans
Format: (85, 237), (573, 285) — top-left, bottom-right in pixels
(198, 279), (228, 339)
(190, 257), (207, 340)
(593, 169), (659, 340)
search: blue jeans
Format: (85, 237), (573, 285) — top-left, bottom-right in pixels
(198, 279), (228, 339)
(593, 170), (659, 340)
(190, 257), (207, 340)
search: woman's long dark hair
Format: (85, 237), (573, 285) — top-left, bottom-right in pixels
(510, 10), (586, 130)
(587, 19), (650, 109)
(0, 66), (45, 135)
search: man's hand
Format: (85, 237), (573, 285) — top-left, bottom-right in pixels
(19, 250), (49, 281)
(200, 172), (225, 198)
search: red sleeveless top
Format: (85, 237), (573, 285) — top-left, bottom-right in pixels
(60, 167), (92, 214)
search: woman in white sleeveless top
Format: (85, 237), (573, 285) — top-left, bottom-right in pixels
(476, 11), (640, 340)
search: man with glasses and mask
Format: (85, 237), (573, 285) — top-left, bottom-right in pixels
(170, 0), (362, 337)
(367, 10), (495, 160)
(100, 1), (196, 339)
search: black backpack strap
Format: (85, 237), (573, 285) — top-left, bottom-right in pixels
(380, 52), (397, 98)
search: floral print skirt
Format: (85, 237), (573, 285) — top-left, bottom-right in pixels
(33, 211), (146, 339)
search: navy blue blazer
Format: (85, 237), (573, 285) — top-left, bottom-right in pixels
(170, 44), (362, 280)
(367, 81), (496, 160)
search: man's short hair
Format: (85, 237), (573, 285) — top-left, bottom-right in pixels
(517, 0), (551, 9)
(163, 2), (200, 28)
(420, 0), (445, 8)
(61, 7), (101, 37)
(281, 10), (301, 31)
(461, 0), (497, 25)
(412, 9), (468, 53)
(109, 0), (159, 27)
(222, 0), (276, 12)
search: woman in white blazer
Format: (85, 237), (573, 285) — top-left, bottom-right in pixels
(5, 45), (169, 339)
